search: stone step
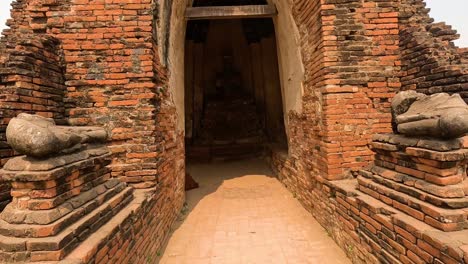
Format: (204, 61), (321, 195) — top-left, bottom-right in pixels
(0, 182), (131, 238)
(21, 169), (111, 211)
(0, 186), (133, 262)
(186, 145), (211, 162)
(374, 156), (466, 186)
(372, 133), (467, 152)
(1, 178), (122, 226)
(64, 190), (147, 264)
(357, 176), (468, 231)
(362, 168), (468, 209)
(212, 152), (264, 162)
(211, 143), (264, 157)
(368, 166), (468, 200)
(330, 179), (468, 264)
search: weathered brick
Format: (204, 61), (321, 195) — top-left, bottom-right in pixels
(0, 0), (467, 264)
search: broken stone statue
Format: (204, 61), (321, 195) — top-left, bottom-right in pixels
(6, 113), (107, 158)
(391, 91), (468, 139)
(0, 114), (133, 263)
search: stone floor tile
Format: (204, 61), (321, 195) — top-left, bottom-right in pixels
(158, 159), (351, 264)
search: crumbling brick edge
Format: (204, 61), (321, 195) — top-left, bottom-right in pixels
(62, 188), (184, 264)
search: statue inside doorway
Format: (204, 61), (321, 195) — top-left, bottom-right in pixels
(214, 55), (242, 99)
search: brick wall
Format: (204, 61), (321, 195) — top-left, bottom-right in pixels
(0, 0), (71, 212)
(64, 185), (185, 264)
(319, 0), (400, 179)
(0, 0), (71, 211)
(0, 34), (66, 212)
(0, 0), (467, 263)
(0, 35), (66, 160)
(271, 136), (468, 264)
(399, 0), (468, 100)
(0, 0), (185, 187)
(0, 0), (185, 256)
(279, 0), (400, 184)
(271, 0), (468, 263)
(55, 0), (165, 188)
(64, 136), (185, 264)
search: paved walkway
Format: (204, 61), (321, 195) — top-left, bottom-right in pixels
(158, 159), (351, 264)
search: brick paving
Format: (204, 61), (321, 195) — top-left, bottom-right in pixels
(158, 159), (351, 264)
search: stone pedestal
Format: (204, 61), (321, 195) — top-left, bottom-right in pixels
(358, 134), (468, 231)
(0, 145), (133, 262)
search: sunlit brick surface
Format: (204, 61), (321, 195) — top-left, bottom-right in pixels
(159, 159), (351, 264)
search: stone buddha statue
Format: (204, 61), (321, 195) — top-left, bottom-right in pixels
(215, 55), (242, 99)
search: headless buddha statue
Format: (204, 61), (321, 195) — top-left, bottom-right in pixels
(392, 91), (468, 139)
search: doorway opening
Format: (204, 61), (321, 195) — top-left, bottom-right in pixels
(184, 17), (287, 162)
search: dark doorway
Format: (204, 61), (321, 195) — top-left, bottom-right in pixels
(184, 17), (287, 162)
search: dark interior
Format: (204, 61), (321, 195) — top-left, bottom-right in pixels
(184, 18), (287, 162)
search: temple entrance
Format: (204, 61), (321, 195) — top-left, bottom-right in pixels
(184, 17), (287, 163)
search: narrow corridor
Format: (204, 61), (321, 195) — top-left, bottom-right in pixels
(158, 159), (351, 264)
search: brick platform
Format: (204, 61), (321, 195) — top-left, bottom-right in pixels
(332, 180), (468, 264)
(359, 134), (468, 232)
(271, 148), (468, 264)
(0, 146), (133, 262)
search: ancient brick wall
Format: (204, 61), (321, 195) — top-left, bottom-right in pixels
(0, 34), (66, 212)
(0, 36), (66, 160)
(319, 0), (400, 179)
(286, 0), (325, 178)
(0, 0), (185, 258)
(0, 0), (182, 189)
(270, 0), (405, 257)
(56, 0), (164, 189)
(272, 135), (468, 264)
(271, 0), (468, 263)
(399, 0), (468, 100)
(53, 0), (184, 194)
(271, 6), (467, 252)
(274, 0), (401, 206)
(278, 0), (401, 185)
(63, 187), (183, 264)
(0, 0), (186, 186)
(0, 0), (466, 263)
(0, 0), (72, 211)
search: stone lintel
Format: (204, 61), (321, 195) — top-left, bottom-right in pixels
(185, 5), (277, 20)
